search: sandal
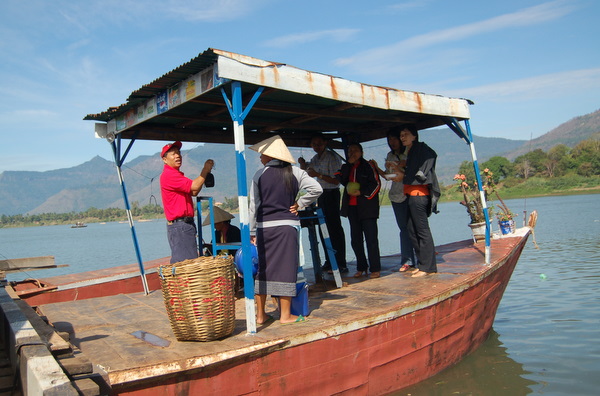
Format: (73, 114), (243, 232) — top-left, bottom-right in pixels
(353, 271), (367, 278)
(399, 263), (411, 272)
(369, 272), (380, 279)
(281, 315), (308, 325)
(257, 315), (275, 325)
(412, 270), (434, 278)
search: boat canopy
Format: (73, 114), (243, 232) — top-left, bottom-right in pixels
(85, 48), (473, 146)
(85, 48), (490, 335)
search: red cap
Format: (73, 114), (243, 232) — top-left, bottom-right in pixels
(161, 141), (182, 157)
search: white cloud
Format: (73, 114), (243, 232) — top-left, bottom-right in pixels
(67, 39), (92, 52)
(263, 29), (361, 48)
(454, 68), (600, 102)
(167, 0), (267, 22)
(7, 0), (269, 32)
(58, 9), (89, 34)
(334, 0), (576, 70)
(9, 109), (58, 118)
(386, 0), (431, 13)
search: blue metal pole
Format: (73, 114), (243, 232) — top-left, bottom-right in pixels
(464, 119), (491, 264)
(196, 197), (203, 254)
(111, 136), (149, 293)
(221, 81), (264, 334)
(315, 207), (342, 288)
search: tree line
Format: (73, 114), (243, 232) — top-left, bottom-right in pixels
(2, 137), (598, 228)
(457, 138), (599, 183)
(0, 199), (228, 228)
(0, 202), (165, 227)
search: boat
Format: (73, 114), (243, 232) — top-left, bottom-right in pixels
(2, 229), (533, 395)
(0, 48), (534, 395)
(71, 222), (87, 228)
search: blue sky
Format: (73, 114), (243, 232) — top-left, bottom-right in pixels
(1, 0), (599, 172)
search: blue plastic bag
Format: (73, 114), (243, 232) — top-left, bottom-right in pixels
(233, 245), (259, 278)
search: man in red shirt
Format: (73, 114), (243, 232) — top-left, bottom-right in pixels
(160, 141), (214, 263)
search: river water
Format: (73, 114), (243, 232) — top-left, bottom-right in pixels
(1, 194), (598, 395)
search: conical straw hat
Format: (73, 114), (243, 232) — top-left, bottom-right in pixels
(249, 135), (296, 164)
(202, 205), (235, 226)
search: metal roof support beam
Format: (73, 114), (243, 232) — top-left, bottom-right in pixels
(221, 81), (264, 334)
(444, 117), (470, 144)
(110, 134), (150, 294)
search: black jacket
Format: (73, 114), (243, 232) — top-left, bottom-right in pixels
(336, 158), (381, 219)
(404, 141), (440, 216)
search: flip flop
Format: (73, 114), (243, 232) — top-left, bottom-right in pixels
(412, 271), (434, 278)
(257, 315), (275, 325)
(281, 315), (308, 325)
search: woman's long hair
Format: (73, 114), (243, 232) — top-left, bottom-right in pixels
(281, 162), (295, 193)
(268, 160), (296, 194)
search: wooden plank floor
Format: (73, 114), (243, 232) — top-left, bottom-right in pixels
(35, 234), (522, 388)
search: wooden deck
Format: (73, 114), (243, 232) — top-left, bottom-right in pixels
(31, 230), (529, 394)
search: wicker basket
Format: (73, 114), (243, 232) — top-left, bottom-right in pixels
(159, 255), (236, 341)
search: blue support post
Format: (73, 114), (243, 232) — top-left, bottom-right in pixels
(315, 207), (343, 287)
(110, 135), (149, 294)
(306, 222), (323, 282)
(196, 197), (203, 255)
(221, 81), (264, 334)
(464, 119), (491, 264)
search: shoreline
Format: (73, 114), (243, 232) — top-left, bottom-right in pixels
(2, 188), (599, 229)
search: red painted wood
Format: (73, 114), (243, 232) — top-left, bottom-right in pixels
(23, 234), (529, 395)
(14, 258), (168, 305)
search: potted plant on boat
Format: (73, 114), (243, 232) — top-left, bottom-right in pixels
(453, 173), (487, 241)
(482, 168), (517, 234)
(496, 210), (516, 234)
(455, 168), (517, 237)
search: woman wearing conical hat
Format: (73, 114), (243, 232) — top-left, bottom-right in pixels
(249, 135), (323, 325)
(202, 206), (241, 255)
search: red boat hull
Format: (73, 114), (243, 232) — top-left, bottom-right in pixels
(109, 235), (527, 395)
(11, 232), (528, 395)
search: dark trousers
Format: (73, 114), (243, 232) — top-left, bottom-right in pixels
(406, 195), (437, 273)
(347, 206), (381, 273)
(167, 221), (198, 264)
(392, 200), (416, 266)
(318, 189), (347, 269)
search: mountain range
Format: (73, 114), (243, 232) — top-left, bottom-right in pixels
(1, 109), (599, 216)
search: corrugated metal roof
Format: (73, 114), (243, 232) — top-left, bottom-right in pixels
(85, 48), (472, 147)
(127, 49), (220, 102)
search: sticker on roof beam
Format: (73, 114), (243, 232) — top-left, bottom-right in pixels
(157, 91), (168, 115)
(125, 108), (136, 128)
(116, 114), (126, 131)
(109, 63), (229, 134)
(168, 84), (181, 108)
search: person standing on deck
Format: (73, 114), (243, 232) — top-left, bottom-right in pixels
(336, 143), (382, 279)
(160, 141), (214, 264)
(400, 125), (441, 277)
(298, 133), (348, 274)
(370, 127), (417, 273)
(249, 135), (322, 325)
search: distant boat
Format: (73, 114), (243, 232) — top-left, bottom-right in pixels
(70, 222), (87, 228)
